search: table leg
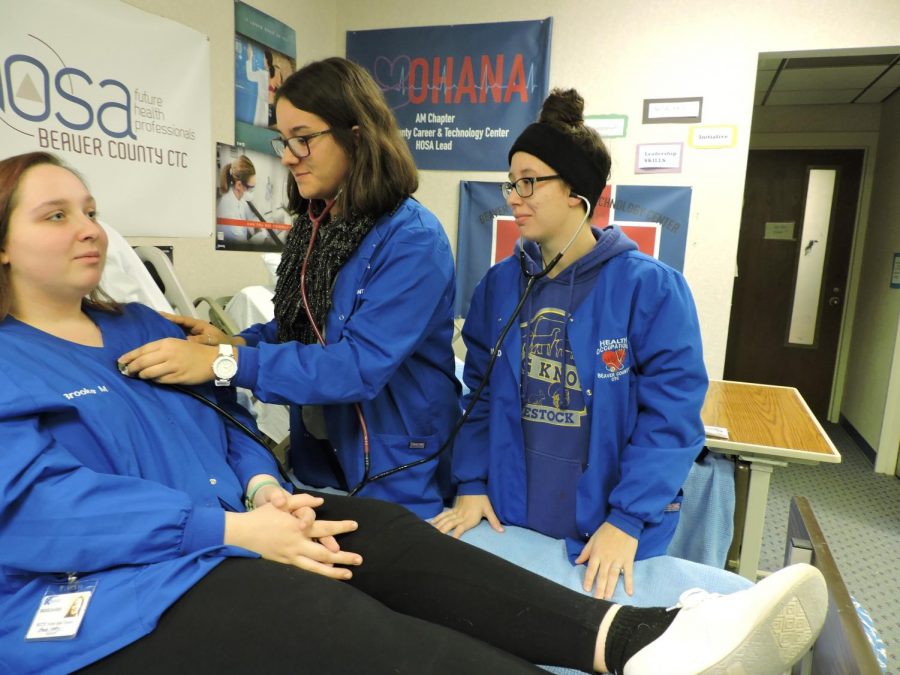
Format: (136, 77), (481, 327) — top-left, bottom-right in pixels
(726, 460), (751, 571)
(737, 461), (775, 579)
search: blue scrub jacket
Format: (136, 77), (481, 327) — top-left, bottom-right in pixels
(236, 197), (460, 518)
(0, 305), (280, 674)
(452, 250), (709, 562)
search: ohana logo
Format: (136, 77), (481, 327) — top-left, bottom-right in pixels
(62, 385), (109, 401)
(597, 338), (630, 382)
(371, 53), (538, 110)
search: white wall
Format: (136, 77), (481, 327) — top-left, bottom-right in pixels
(120, 0), (900, 388)
(334, 0), (900, 380)
(120, 0), (339, 301)
(841, 92), (900, 470)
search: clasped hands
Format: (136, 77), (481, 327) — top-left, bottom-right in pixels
(225, 479), (362, 581)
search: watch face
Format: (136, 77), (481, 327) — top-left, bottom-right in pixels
(214, 357), (238, 380)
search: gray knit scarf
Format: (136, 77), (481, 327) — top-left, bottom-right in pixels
(273, 208), (375, 345)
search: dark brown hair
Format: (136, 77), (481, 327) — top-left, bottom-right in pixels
(276, 57), (418, 218)
(0, 151), (120, 319)
(538, 88), (611, 188)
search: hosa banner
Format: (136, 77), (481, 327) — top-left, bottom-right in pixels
(455, 181), (692, 317)
(0, 0), (212, 237)
(347, 19), (551, 170)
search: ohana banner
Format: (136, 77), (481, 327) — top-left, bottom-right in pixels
(455, 181), (692, 317)
(0, 0), (212, 237)
(347, 19), (551, 171)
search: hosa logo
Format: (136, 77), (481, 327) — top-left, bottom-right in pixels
(1, 35), (195, 167)
(0, 51), (135, 139)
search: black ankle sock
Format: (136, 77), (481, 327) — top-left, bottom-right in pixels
(604, 605), (680, 674)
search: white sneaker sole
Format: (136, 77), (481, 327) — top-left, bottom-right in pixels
(624, 563), (827, 675)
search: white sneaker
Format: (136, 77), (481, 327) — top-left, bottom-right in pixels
(624, 563), (827, 675)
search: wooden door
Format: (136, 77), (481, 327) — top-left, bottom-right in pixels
(724, 149), (863, 419)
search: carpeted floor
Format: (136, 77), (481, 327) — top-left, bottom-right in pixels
(758, 422), (900, 673)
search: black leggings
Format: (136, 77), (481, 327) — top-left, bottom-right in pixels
(82, 493), (608, 674)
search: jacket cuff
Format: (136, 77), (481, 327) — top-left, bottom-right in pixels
(606, 508), (645, 541)
(456, 480), (488, 496)
(231, 459), (289, 494)
(239, 330), (261, 347)
(181, 506), (225, 554)
(233, 346), (260, 390)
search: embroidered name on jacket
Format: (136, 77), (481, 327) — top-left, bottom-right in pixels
(62, 385), (109, 400)
(597, 338), (630, 382)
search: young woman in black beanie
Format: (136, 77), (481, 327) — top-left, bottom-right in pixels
(437, 88), (707, 603)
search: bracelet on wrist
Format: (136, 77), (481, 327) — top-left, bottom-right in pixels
(244, 480), (281, 510)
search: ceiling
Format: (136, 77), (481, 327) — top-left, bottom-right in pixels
(755, 52), (900, 106)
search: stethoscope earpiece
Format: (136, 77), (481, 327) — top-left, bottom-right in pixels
(518, 193), (592, 280)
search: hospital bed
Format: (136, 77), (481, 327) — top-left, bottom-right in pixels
(113, 250), (886, 673)
(785, 496), (885, 674)
(509, 494), (886, 675)
(132, 245), (238, 335)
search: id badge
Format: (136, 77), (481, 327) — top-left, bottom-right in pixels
(25, 578), (98, 641)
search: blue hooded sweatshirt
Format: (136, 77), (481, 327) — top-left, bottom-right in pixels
(519, 227), (637, 540)
(453, 226), (707, 562)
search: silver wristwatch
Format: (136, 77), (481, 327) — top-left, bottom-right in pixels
(212, 344), (238, 386)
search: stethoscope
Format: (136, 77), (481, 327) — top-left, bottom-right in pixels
(298, 197), (373, 496)
(170, 194), (593, 497)
(337, 193), (594, 494)
(157, 196), (367, 492)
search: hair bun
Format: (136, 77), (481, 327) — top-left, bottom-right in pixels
(538, 88), (585, 127)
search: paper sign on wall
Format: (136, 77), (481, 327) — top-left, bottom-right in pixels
(689, 125), (738, 149)
(765, 222), (796, 240)
(643, 97), (703, 123)
(586, 115), (628, 138)
(635, 143), (683, 173)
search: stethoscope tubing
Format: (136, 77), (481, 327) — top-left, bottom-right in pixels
(300, 199), (373, 495)
(354, 194), (593, 489)
(177, 194), (593, 500)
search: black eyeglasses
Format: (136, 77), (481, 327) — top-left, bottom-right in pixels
(271, 129), (332, 159)
(501, 175), (561, 199)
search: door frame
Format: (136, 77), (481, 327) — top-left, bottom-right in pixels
(749, 130), (900, 474)
(747, 134), (876, 416)
(883, 312), (900, 477)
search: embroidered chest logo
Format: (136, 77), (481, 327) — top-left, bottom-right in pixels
(597, 338), (630, 382)
(601, 349), (626, 372)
